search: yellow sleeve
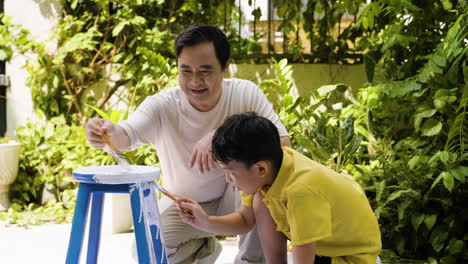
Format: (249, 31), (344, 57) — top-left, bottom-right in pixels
(287, 192), (332, 245)
(240, 192), (254, 207)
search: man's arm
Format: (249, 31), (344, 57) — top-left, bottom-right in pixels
(280, 136), (291, 148)
(178, 197), (255, 235)
(292, 242), (317, 264)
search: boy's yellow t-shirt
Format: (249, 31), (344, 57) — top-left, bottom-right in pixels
(241, 147), (381, 264)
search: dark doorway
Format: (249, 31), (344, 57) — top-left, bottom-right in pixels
(0, 0), (7, 136)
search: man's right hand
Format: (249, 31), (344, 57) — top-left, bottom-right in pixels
(85, 118), (119, 149)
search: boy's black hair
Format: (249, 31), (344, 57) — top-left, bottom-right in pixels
(175, 24), (230, 69)
(212, 112), (283, 169)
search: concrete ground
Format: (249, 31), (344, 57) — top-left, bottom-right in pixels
(0, 222), (283, 264)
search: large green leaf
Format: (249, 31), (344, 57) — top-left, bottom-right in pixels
(421, 119), (443, 136)
(411, 213), (425, 231)
(317, 84), (338, 96)
(448, 166), (466, 182)
(430, 172), (444, 191)
(447, 239), (465, 255)
(433, 54), (447, 67)
(424, 214), (437, 231)
(407, 155), (428, 169)
(86, 104), (110, 120)
(112, 21), (129, 37)
(415, 109), (437, 119)
(430, 226), (449, 253)
(440, 256), (457, 264)
(442, 171), (455, 191)
(439, 151), (449, 164)
(397, 199), (412, 222)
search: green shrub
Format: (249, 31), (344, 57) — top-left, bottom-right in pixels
(261, 55), (468, 263)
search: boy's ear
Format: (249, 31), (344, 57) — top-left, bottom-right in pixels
(255, 161), (270, 177)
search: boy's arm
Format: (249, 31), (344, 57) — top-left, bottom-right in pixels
(292, 242), (317, 264)
(206, 204), (255, 235)
(178, 197), (255, 235)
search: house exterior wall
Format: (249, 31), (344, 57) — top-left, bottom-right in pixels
(4, 0), (61, 137)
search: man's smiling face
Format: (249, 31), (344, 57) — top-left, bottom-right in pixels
(177, 41), (229, 112)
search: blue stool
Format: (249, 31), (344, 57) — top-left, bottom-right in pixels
(66, 165), (168, 264)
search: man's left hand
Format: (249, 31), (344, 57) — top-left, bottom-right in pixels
(188, 130), (218, 174)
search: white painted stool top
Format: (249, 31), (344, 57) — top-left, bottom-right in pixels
(73, 165), (160, 184)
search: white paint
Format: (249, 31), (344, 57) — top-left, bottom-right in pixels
(140, 181), (166, 263)
(130, 181), (166, 263)
(73, 165), (160, 184)
(4, 0), (61, 137)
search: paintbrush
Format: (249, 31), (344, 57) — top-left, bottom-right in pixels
(154, 183), (192, 214)
(154, 182), (178, 201)
(99, 126), (131, 169)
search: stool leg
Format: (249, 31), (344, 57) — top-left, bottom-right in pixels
(146, 184), (168, 264)
(86, 192), (104, 264)
(66, 183), (92, 264)
(130, 185), (152, 263)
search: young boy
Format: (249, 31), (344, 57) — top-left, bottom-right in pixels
(177, 112), (381, 264)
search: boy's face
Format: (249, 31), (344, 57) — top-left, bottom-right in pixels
(177, 42), (229, 112)
(218, 160), (265, 194)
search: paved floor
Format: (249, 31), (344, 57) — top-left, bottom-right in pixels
(0, 222), (264, 264)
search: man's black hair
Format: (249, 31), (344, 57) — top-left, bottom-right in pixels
(212, 112), (283, 169)
(175, 24), (230, 69)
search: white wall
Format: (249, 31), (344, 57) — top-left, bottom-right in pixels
(4, 0), (61, 137)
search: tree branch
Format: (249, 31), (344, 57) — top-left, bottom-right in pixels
(59, 65), (84, 121)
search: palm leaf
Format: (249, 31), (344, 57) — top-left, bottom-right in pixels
(445, 87), (468, 155)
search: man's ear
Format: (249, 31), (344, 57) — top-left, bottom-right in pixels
(223, 60), (231, 74)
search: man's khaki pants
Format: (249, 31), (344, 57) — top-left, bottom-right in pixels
(160, 184), (265, 264)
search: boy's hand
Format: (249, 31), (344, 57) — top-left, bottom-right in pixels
(177, 197), (210, 230)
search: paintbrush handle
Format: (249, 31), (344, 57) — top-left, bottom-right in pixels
(163, 190), (178, 201)
(156, 184), (178, 201)
(155, 184), (192, 214)
(101, 133), (119, 151)
(97, 124), (119, 151)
